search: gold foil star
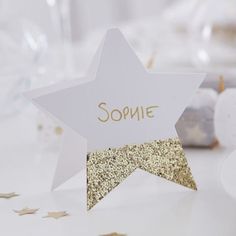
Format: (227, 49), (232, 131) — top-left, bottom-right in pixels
(0, 192), (19, 199)
(101, 233), (126, 236)
(14, 207), (39, 216)
(43, 211), (69, 219)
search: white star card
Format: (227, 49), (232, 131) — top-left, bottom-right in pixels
(25, 29), (205, 210)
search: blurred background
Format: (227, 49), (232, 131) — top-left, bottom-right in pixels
(0, 0), (236, 150)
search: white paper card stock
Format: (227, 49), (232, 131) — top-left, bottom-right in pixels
(25, 29), (205, 209)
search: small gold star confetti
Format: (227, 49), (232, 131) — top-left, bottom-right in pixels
(43, 211), (69, 219)
(54, 126), (63, 135)
(14, 207), (39, 216)
(100, 233), (126, 236)
(0, 192), (19, 199)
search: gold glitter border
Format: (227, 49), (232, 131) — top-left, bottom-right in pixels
(87, 138), (197, 210)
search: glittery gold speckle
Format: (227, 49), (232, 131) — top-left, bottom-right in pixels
(54, 126), (63, 135)
(87, 138), (197, 210)
(37, 124), (43, 131)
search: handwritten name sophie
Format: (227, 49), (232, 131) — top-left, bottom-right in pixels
(97, 102), (158, 123)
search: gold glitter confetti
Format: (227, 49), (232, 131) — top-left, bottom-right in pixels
(14, 207), (39, 216)
(37, 124), (43, 131)
(54, 126), (63, 135)
(0, 192), (19, 199)
(100, 233), (126, 236)
(43, 211), (69, 219)
(87, 138), (196, 210)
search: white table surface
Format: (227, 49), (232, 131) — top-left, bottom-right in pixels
(0, 107), (236, 236)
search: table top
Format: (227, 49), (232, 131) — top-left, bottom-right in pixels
(0, 108), (236, 236)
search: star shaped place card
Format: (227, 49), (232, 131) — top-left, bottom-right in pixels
(25, 29), (205, 210)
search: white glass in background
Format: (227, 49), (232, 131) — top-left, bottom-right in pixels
(121, 17), (191, 70)
(0, 75), (30, 118)
(0, 22), (46, 77)
(189, 0), (236, 69)
(34, 0), (81, 152)
(0, 19), (47, 119)
(46, 0), (79, 80)
(160, 0), (203, 69)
